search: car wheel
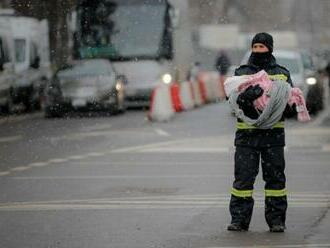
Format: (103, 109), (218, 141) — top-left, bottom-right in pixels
(109, 91), (126, 115)
(44, 105), (64, 118)
(2, 97), (15, 115)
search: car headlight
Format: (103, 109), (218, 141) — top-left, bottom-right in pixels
(162, 73), (172, 84)
(116, 82), (123, 91)
(306, 77), (317, 85)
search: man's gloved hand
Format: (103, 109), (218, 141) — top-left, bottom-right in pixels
(236, 85), (264, 119)
(236, 85), (264, 108)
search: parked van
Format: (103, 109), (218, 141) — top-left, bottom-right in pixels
(0, 9), (51, 112)
(0, 24), (15, 113)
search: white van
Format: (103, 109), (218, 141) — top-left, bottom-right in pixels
(0, 10), (51, 111)
(0, 27), (15, 112)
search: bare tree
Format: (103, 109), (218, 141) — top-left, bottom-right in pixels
(11, 0), (76, 68)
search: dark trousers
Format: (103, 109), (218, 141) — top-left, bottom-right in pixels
(229, 146), (287, 228)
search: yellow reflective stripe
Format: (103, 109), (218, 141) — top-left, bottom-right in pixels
(231, 188), (253, 198)
(265, 188), (288, 197)
(272, 122), (285, 128)
(236, 121), (284, 129)
(236, 122), (257, 129)
(268, 74), (288, 81)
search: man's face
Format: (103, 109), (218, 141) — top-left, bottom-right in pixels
(252, 43), (269, 53)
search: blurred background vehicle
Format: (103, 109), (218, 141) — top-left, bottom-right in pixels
(71, 0), (192, 108)
(0, 24), (15, 114)
(43, 59), (126, 118)
(0, 9), (51, 113)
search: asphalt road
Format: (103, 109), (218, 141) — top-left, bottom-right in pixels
(0, 103), (329, 248)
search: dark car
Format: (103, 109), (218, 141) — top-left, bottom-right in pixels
(43, 59), (126, 117)
(300, 51), (324, 115)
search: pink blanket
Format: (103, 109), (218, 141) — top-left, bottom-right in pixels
(231, 70), (310, 122)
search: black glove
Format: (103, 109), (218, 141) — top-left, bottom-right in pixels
(236, 85), (264, 119)
(236, 85), (264, 108)
(283, 103), (297, 118)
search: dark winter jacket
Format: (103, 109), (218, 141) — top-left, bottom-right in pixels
(215, 53), (231, 75)
(234, 54), (295, 147)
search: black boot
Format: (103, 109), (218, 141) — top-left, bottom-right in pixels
(227, 223), (249, 231)
(269, 224), (286, 232)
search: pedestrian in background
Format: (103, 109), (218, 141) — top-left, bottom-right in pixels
(227, 32), (297, 232)
(215, 50), (231, 100)
(325, 61), (330, 87)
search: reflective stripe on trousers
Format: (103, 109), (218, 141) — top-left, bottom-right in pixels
(231, 188), (254, 198)
(231, 188), (288, 198)
(265, 188), (288, 197)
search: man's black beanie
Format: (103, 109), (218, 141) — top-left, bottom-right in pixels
(251, 32), (273, 53)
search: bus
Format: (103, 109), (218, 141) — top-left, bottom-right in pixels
(73, 0), (193, 107)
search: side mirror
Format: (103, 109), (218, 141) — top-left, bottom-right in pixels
(31, 56), (40, 69)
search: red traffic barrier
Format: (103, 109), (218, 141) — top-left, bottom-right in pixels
(148, 83), (175, 122)
(198, 77), (207, 104)
(170, 82), (183, 112)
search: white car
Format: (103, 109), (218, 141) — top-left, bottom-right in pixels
(44, 59), (127, 117)
(272, 50), (306, 93)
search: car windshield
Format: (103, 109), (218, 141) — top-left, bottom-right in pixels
(76, 1), (168, 60)
(300, 53), (314, 70)
(275, 57), (301, 74)
(57, 60), (110, 78)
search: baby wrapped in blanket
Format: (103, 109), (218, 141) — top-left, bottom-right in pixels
(224, 70), (310, 129)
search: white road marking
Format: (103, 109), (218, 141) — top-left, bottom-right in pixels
(138, 147), (230, 153)
(64, 161), (230, 166)
(28, 162), (49, 167)
(205, 244), (330, 248)
(85, 152), (105, 157)
(47, 158), (68, 163)
(10, 166), (30, 172)
(0, 135), (22, 143)
(10, 175), (233, 180)
(1, 193), (328, 204)
(154, 128), (170, 137)
(81, 124), (112, 132)
(0, 171), (10, 176)
(0, 193), (328, 211)
(110, 140), (182, 153)
(0, 202), (327, 211)
(67, 155), (87, 160)
(109, 139), (327, 154)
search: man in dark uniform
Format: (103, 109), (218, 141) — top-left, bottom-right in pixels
(227, 32), (296, 232)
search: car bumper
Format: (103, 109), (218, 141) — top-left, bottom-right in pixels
(125, 88), (152, 107)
